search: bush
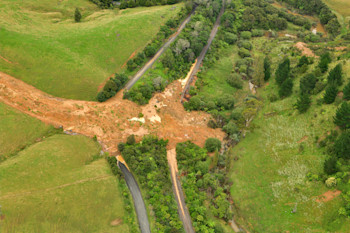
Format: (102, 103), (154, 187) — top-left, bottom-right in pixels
(217, 94), (235, 110)
(223, 121), (239, 135)
(126, 135), (136, 145)
(205, 138), (222, 152)
(240, 40), (253, 50)
(318, 52), (331, 73)
(300, 73), (317, 94)
(252, 29), (264, 37)
(297, 56), (309, 67)
(223, 32), (238, 45)
(226, 73), (243, 89)
(144, 45), (157, 57)
(74, 8), (81, 22)
(327, 64), (342, 86)
(238, 48), (251, 58)
(240, 31), (252, 40)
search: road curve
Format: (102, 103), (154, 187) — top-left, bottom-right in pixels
(125, 7), (196, 90)
(118, 162), (151, 233)
(180, 1), (225, 102)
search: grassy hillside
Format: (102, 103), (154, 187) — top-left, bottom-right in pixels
(228, 37), (350, 232)
(323, 0), (350, 21)
(0, 1), (183, 100)
(0, 134), (129, 232)
(0, 102), (55, 161)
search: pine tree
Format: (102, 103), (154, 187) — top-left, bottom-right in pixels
(275, 58), (290, 86)
(74, 8), (81, 23)
(327, 63), (342, 86)
(278, 78), (293, 98)
(323, 84), (338, 104)
(318, 52), (331, 73)
(343, 81), (350, 100)
(300, 73), (317, 94)
(263, 56), (271, 81)
(334, 102), (350, 130)
(296, 93), (311, 113)
(333, 130), (350, 159)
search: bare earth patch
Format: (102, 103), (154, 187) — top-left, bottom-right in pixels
(297, 136), (308, 143)
(0, 71), (225, 153)
(294, 42), (318, 58)
(316, 190), (341, 203)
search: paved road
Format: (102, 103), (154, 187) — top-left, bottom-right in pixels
(180, 1), (225, 102)
(125, 7), (196, 90)
(118, 162), (151, 233)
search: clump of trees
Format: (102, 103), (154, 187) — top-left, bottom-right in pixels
(120, 136), (183, 231)
(176, 141), (233, 231)
(97, 73), (129, 102)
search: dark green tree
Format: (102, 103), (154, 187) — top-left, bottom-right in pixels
(126, 134), (136, 145)
(327, 64), (342, 86)
(343, 81), (350, 100)
(263, 56), (271, 81)
(323, 84), (338, 104)
(275, 58), (290, 86)
(323, 156), (338, 175)
(74, 8), (81, 22)
(278, 78), (293, 98)
(205, 138), (222, 152)
(318, 52), (331, 73)
(333, 130), (350, 159)
(300, 73), (317, 94)
(326, 18), (341, 37)
(297, 56), (309, 67)
(334, 102), (350, 129)
(296, 93), (311, 113)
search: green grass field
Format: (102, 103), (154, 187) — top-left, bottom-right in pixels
(0, 102), (55, 161)
(228, 38), (350, 232)
(0, 134), (129, 232)
(0, 1), (183, 100)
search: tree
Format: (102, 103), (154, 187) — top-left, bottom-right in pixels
(299, 73), (317, 94)
(326, 18), (341, 37)
(97, 91), (107, 102)
(323, 84), (338, 104)
(343, 81), (350, 100)
(223, 32), (238, 45)
(74, 8), (82, 22)
(279, 78), (293, 98)
(333, 130), (350, 159)
(205, 138), (221, 152)
(275, 58), (290, 86)
(223, 121), (239, 135)
(217, 94), (235, 110)
(263, 56), (271, 81)
(334, 102), (350, 130)
(327, 64), (342, 86)
(297, 56), (309, 67)
(318, 52), (331, 73)
(240, 31), (252, 40)
(145, 45), (156, 57)
(323, 156), (338, 175)
(296, 93), (311, 113)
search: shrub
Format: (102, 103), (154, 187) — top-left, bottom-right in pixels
(74, 8), (81, 22)
(252, 29), (264, 37)
(226, 73), (243, 89)
(144, 45), (157, 57)
(318, 52), (331, 73)
(334, 102), (350, 130)
(300, 73), (317, 94)
(238, 48), (251, 58)
(217, 94), (235, 110)
(240, 31), (252, 40)
(264, 56), (271, 81)
(126, 135), (136, 145)
(240, 40), (253, 50)
(205, 138), (221, 152)
(223, 121), (239, 135)
(97, 91), (108, 102)
(323, 84), (337, 104)
(223, 32), (238, 45)
(297, 56), (309, 67)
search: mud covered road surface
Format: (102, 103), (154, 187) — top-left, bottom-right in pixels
(0, 72), (225, 153)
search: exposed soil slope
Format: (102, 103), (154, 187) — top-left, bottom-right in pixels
(0, 72), (225, 153)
